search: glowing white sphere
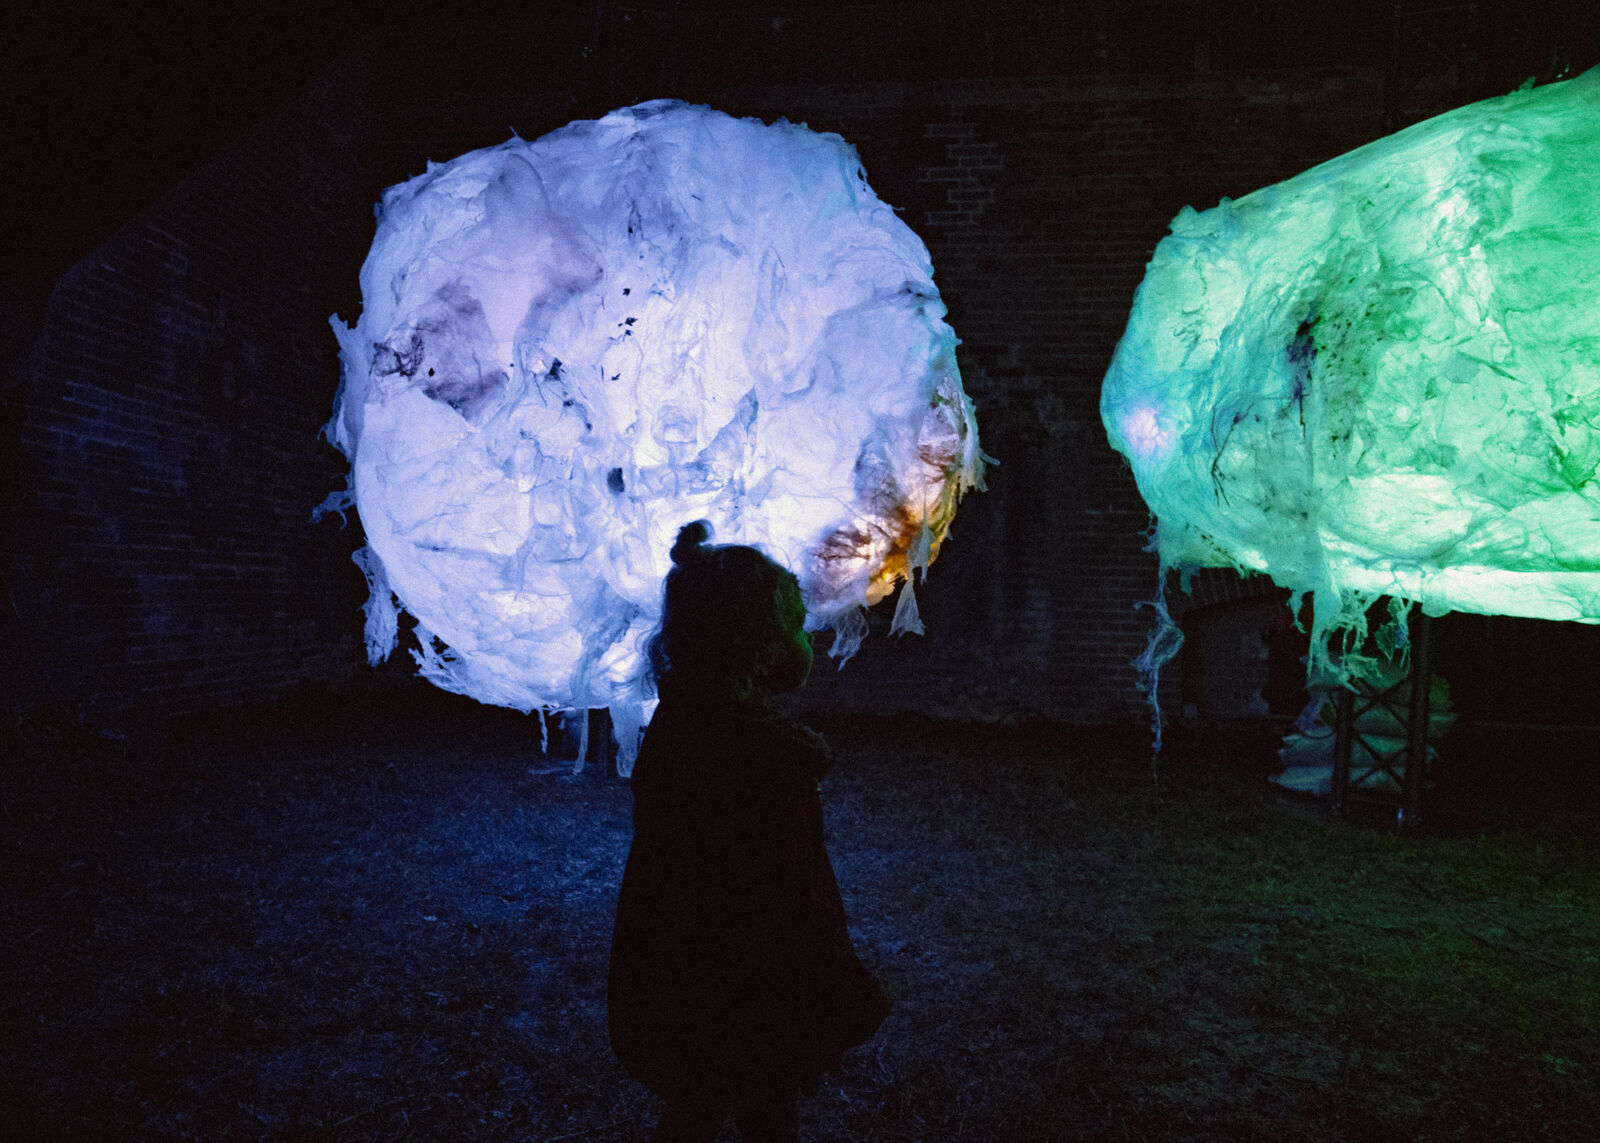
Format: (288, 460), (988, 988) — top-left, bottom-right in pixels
(326, 101), (984, 741)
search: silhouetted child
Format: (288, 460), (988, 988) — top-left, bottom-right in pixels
(609, 520), (890, 1143)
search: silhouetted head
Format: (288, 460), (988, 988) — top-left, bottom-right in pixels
(648, 520), (813, 701)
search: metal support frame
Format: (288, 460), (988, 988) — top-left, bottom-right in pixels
(1332, 610), (1434, 826)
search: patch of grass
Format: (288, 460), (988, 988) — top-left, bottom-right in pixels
(3, 694), (1596, 1140)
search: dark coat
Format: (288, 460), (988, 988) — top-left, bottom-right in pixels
(608, 690), (889, 1103)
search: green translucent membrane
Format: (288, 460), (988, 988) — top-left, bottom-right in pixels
(1103, 68), (1600, 675)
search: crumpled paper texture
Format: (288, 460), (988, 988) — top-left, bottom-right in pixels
(1103, 68), (1600, 666)
(325, 101), (984, 760)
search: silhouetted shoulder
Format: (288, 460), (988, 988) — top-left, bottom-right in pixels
(638, 693), (829, 790)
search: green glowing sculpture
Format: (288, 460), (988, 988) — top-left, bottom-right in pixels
(1103, 67), (1600, 669)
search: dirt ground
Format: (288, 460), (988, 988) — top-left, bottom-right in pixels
(4, 689), (1597, 1142)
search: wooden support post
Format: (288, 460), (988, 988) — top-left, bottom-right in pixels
(1332, 685), (1353, 814)
(1401, 610), (1433, 828)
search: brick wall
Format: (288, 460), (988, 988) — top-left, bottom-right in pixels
(2, 57), (376, 728)
(706, 71), (1388, 723)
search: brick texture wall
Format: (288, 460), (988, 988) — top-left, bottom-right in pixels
(1, 15), (1397, 733)
(706, 71), (1387, 723)
(2, 57), (376, 727)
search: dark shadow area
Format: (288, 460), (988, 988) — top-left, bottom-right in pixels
(4, 693), (1595, 1141)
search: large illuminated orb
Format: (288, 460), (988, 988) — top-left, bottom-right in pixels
(1103, 68), (1600, 664)
(323, 101), (985, 762)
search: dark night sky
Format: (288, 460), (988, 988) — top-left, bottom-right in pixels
(3, 3), (425, 282)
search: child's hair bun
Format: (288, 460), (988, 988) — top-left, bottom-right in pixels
(670, 519), (713, 565)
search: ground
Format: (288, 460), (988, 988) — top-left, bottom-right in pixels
(3, 689), (1597, 1141)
